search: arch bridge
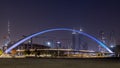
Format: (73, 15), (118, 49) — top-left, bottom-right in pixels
(5, 28), (113, 53)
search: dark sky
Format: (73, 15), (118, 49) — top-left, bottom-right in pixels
(0, 0), (120, 47)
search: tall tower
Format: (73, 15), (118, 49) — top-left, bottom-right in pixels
(3, 20), (11, 52)
(8, 20), (10, 38)
(6, 20), (11, 46)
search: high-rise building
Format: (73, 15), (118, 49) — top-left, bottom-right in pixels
(72, 28), (85, 50)
(98, 31), (107, 52)
(109, 31), (116, 48)
(72, 29), (76, 50)
(3, 20), (11, 52)
(77, 28), (83, 50)
(77, 33), (81, 50)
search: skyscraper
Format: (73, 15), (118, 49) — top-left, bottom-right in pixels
(109, 31), (116, 48)
(72, 29), (76, 50)
(77, 28), (83, 50)
(98, 31), (106, 52)
(3, 20), (11, 52)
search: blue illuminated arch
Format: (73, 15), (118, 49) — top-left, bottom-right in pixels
(5, 28), (113, 53)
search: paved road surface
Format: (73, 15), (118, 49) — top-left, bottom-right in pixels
(0, 58), (120, 68)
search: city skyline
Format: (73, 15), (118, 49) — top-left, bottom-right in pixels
(0, 0), (120, 47)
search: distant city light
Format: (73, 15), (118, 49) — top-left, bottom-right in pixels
(28, 40), (31, 43)
(80, 28), (83, 32)
(56, 41), (61, 44)
(110, 45), (115, 48)
(46, 42), (51, 46)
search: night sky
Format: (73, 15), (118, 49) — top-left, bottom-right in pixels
(0, 0), (120, 48)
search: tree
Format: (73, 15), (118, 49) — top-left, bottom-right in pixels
(0, 49), (3, 55)
(25, 49), (31, 55)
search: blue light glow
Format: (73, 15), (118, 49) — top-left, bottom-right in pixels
(5, 28), (113, 53)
